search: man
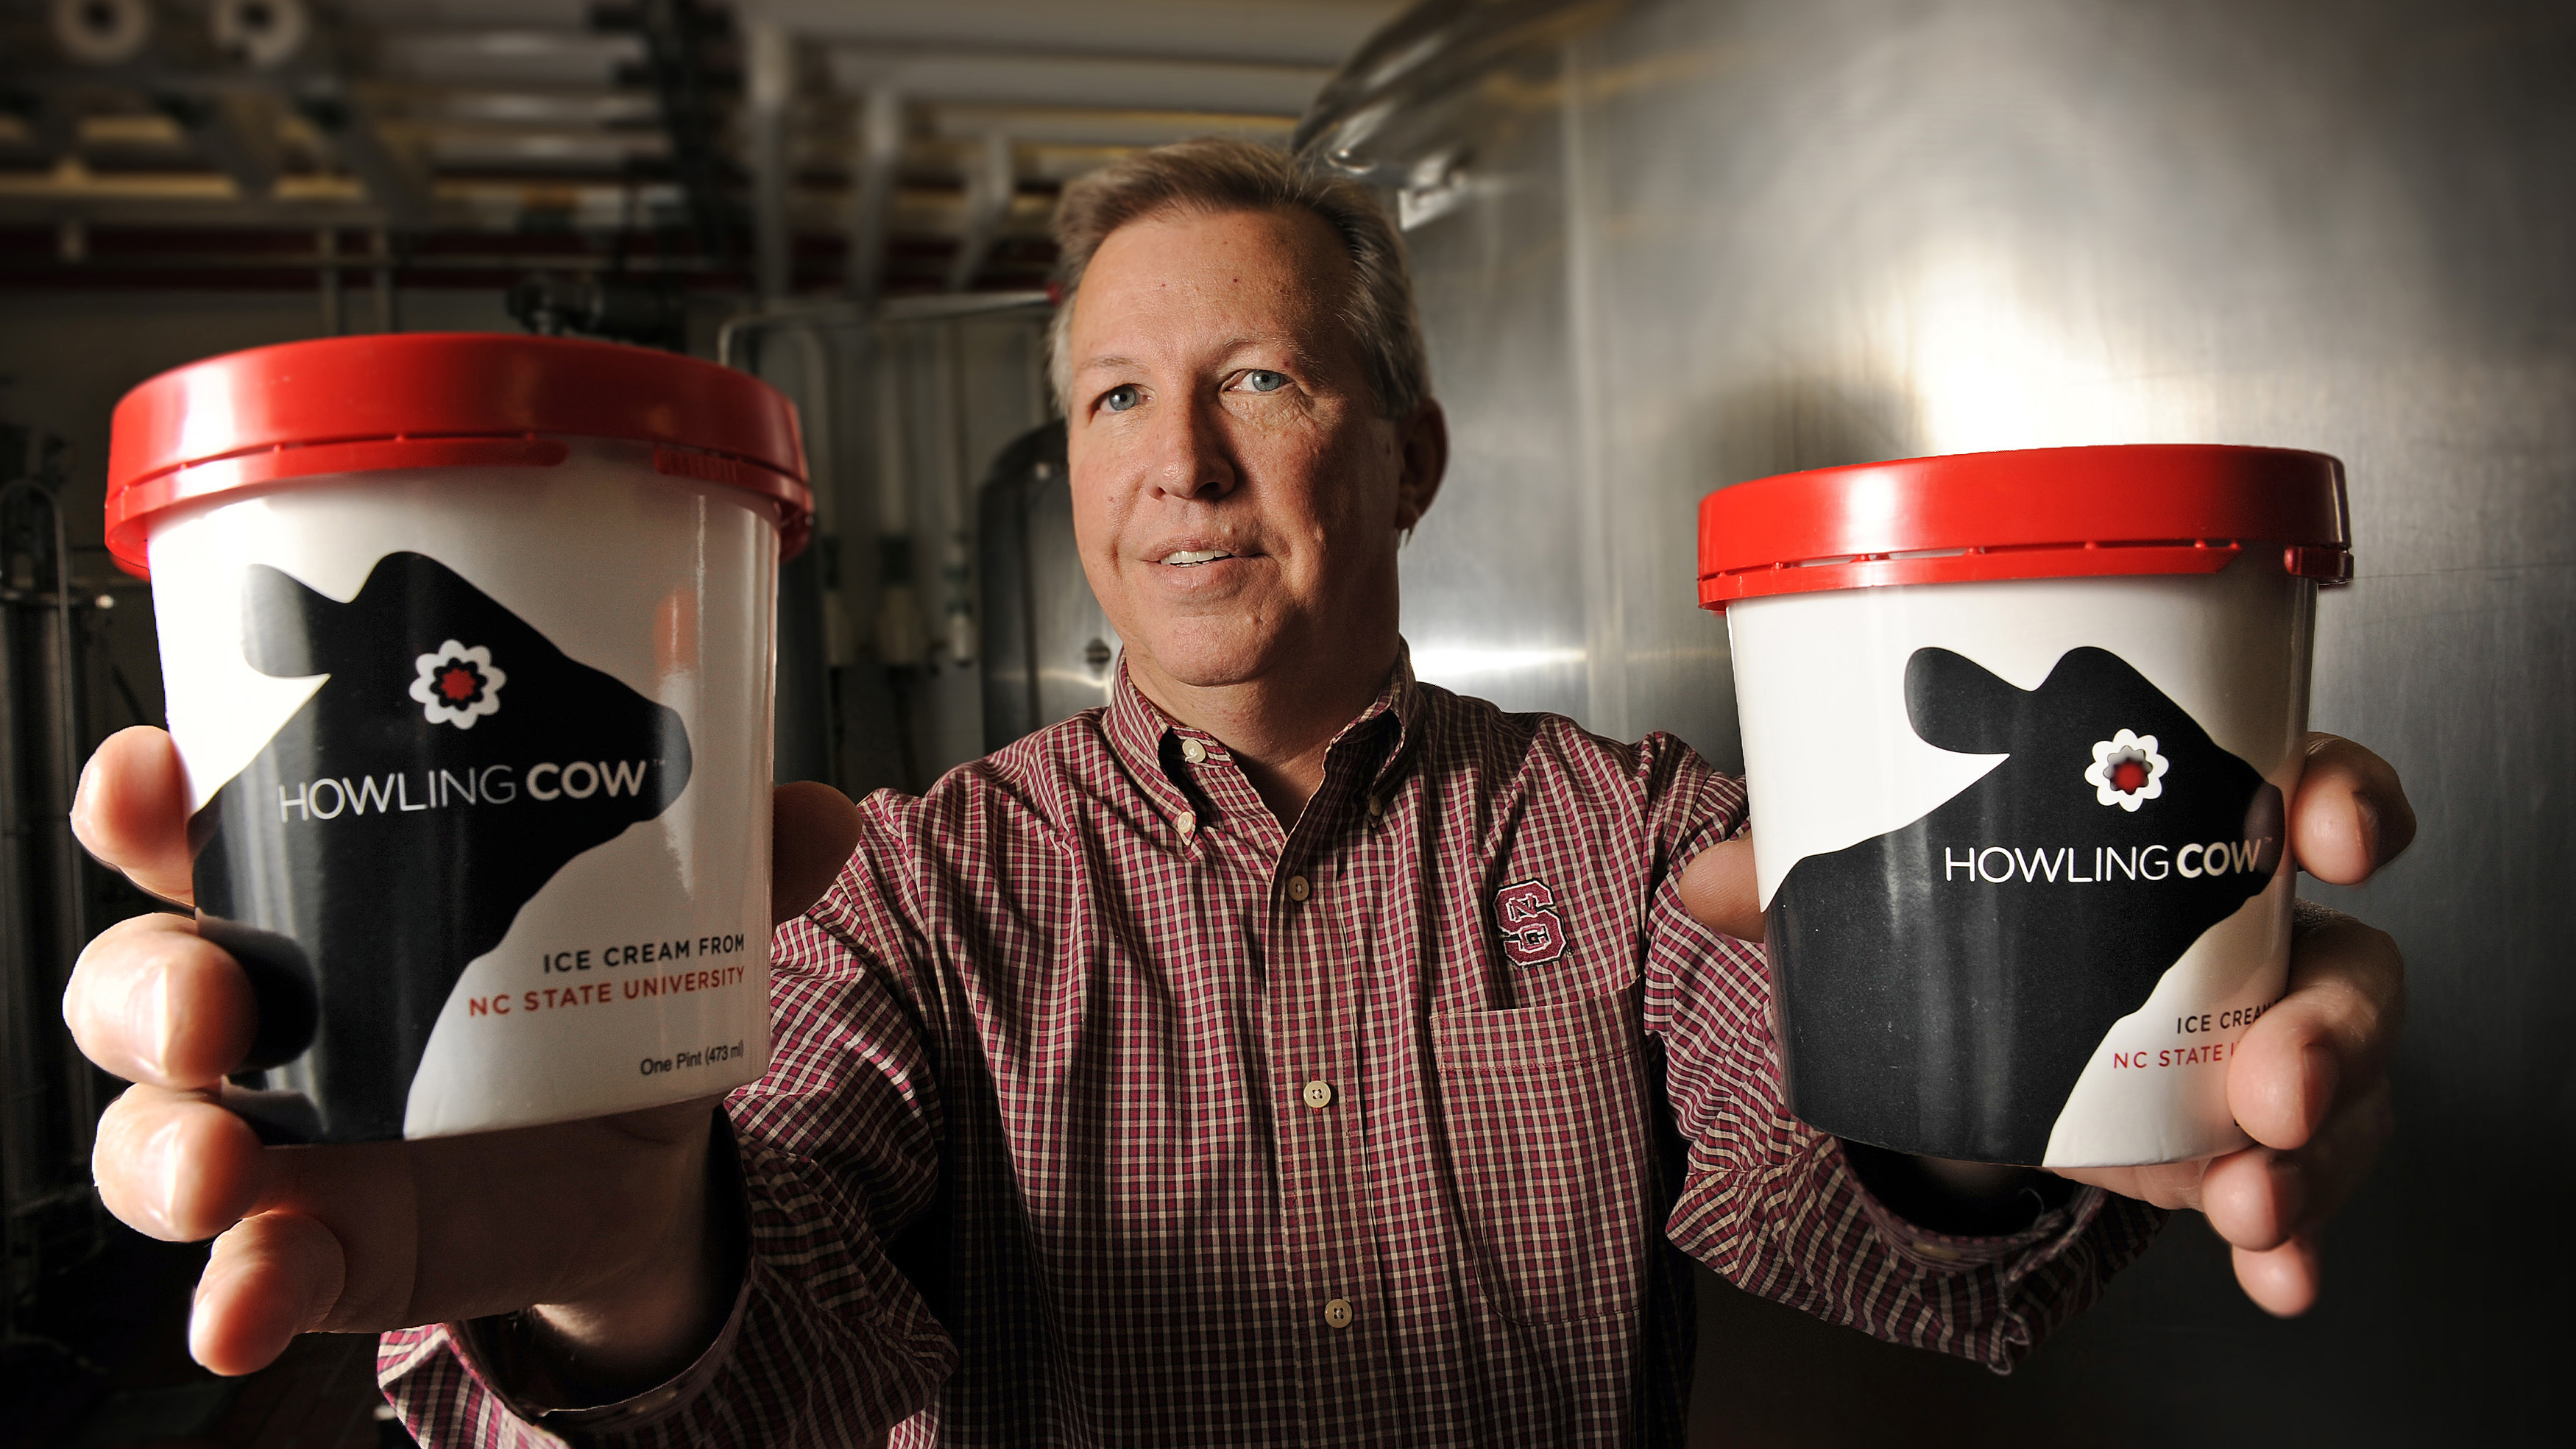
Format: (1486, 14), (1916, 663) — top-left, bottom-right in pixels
(64, 141), (2407, 1444)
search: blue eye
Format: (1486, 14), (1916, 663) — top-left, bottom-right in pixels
(1241, 369), (1289, 394)
(1103, 384), (1141, 414)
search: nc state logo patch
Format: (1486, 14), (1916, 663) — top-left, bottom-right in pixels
(1495, 879), (1569, 967)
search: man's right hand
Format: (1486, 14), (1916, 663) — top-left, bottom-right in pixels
(63, 726), (860, 1389)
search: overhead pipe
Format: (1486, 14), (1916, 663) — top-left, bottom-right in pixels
(148, 92), (279, 199)
(291, 90), (431, 230)
(740, 0), (1398, 68)
(746, 18), (796, 302)
(371, 227), (399, 331)
(315, 227), (340, 333)
(844, 87), (905, 302)
(827, 49), (1334, 117)
(946, 132), (1016, 294)
(871, 339), (926, 668)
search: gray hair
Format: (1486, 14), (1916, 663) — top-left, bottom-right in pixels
(1047, 138), (1431, 422)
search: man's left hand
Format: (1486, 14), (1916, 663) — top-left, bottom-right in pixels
(1679, 733), (2413, 1317)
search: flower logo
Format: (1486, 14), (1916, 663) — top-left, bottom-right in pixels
(2085, 729), (2168, 811)
(410, 640), (506, 729)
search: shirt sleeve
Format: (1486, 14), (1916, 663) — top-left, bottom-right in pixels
(1632, 736), (2165, 1373)
(378, 807), (960, 1443)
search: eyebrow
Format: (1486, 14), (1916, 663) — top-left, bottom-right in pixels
(1074, 352), (1143, 378)
(1073, 336), (1328, 379)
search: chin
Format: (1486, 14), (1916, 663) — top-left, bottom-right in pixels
(1125, 619), (1287, 690)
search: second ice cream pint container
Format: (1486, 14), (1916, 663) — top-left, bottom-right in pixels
(107, 333), (808, 1144)
(1698, 444), (2350, 1166)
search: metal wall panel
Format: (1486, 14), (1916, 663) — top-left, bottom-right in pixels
(1303, 1), (2572, 1440)
(978, 422), (1117, 754)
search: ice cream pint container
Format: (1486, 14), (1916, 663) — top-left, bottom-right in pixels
(1697, 445), (2350, 1166)
(105, 333), (810, 1144)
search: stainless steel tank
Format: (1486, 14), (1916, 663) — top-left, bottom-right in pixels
(1300, 1), (2570, 1440)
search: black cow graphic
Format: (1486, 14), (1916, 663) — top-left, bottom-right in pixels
(1766, 646), (2282, 1163)
(191, 552), (692, 1143)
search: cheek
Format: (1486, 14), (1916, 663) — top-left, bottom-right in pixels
(1305, 433), (1404, 536)
(1066, 479), (1130, 583)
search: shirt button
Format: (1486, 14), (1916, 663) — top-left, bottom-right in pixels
(1180, 737), (1208, 764)
(1367, 794), (1384, 819)
(1175, 810), (1197, 837)
(1323, 1298), (1355, 1329)
(1286, 874), (1311, 901)
(1301, 1080), (1334, 1110)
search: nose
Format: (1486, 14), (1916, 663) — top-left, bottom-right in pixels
(1147, 389), (1239, 501)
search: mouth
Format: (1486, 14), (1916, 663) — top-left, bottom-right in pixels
(1158, 548), (1236, 567)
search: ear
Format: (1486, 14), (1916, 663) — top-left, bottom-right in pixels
(240, 564), (335, 678)
(1393, 396), (1448, 533)
(1904, 646), (2031, 755)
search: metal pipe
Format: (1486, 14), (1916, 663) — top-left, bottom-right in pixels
(0, 548), (34, 1233)
(1, 480), (88, 969)
(825, 48), (1335, 116)
(743, 0), (1397, 68)
(946, 132), (1017, 294)
(936, 322), (977, 664)
(0, 252), (732, 274)
(316, 227), (341, 334)
(0, 478), (92, 1214)
(844, 88), (905, 303)
(872, 327), (924, 667)
(785, 326), (837, 536)
(746, 18), (796, 302)
(716, 291), (1051, 363)
(372, 227), (398, 332)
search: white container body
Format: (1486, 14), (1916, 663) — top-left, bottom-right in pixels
(1728, 560), (2313, 1166)
(147, 442), (776, 1140)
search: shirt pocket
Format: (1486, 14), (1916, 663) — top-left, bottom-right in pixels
(1430, 982), (1652, 1325)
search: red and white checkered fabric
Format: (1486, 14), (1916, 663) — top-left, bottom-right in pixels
(380, 652), (2159, 1445)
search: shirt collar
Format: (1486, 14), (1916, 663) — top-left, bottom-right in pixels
(1103, 640), (1425, 791)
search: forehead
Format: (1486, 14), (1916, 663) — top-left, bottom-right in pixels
(1071, 205), (1356, 356)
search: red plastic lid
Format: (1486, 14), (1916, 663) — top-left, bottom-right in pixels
(106, 333), (812, 577)
(1698, 444), (2350, 612)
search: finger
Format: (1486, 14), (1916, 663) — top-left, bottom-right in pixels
(2290, 734), (2416, 886)
(191, 1211), (349, 1376)
(70, 726), (197, 906)
(2051, 1156), (2209, 1214)
(64, 913), (258, 1088)
(2229, 904), (2404, 1149)
(93, 1085), (269, 1241)
(2230, 1231), (2321, 1318)
(250, 1108), (708, 1337)
(400, 1105), (708, 1320)
(1679, 835), (1763, 942)
(2204, 1077), (2396, 1252)
(772, 781), (863, 925)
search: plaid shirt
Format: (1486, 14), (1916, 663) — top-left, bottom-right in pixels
(379, 652), (2159, 1445)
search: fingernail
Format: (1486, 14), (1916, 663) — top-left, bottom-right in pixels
(2355, 795), (2382, 867)
(129, 961), (171, 1082)
(141, 1117), (187, 1237)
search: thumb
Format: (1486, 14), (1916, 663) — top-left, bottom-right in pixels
(1679, 834), (1763, 942)
(771, 782), (863, 924)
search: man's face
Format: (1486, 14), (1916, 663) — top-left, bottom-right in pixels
(1064, 206), (1441, 700)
